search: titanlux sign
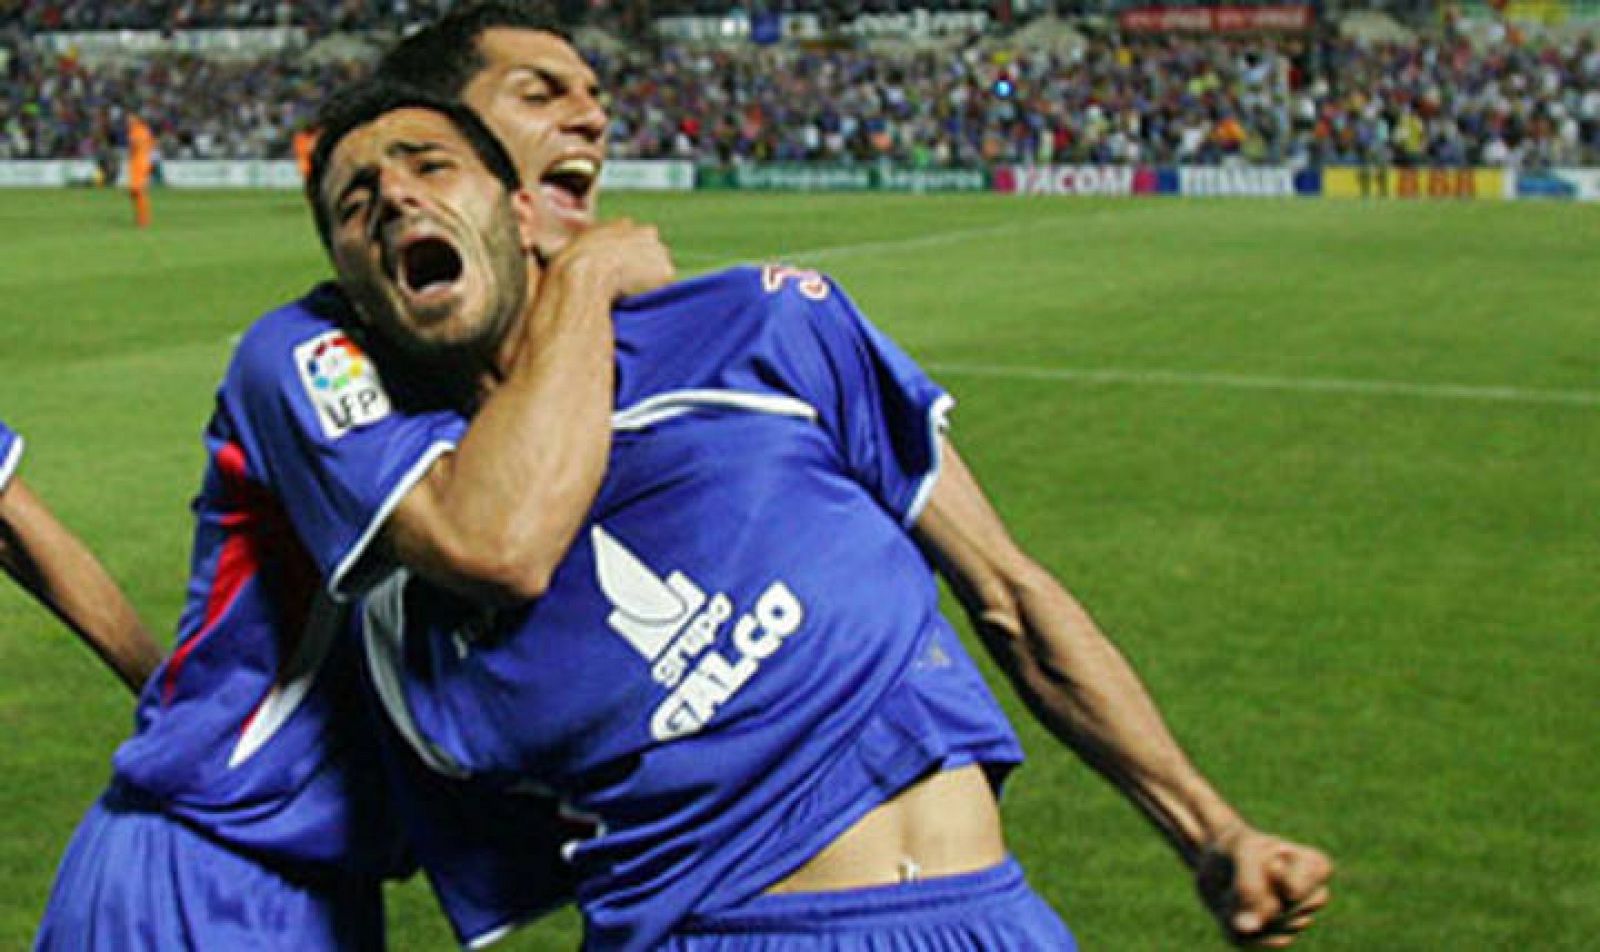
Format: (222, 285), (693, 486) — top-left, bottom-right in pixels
(655, 9), (987, 42)
(1119, 6), (1313, 33)
(839, 10), (990, 37)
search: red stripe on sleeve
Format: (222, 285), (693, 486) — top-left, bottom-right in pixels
(161, 441), (262, 705)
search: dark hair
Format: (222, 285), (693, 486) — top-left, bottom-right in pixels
(305, 77), (522, 251)
(376, 1), (567, 98)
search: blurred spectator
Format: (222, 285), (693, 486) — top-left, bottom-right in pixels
(6, 1), (456, 35)
(1, 9), (1596, 167)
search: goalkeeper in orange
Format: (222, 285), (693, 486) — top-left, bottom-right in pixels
(125, 112), (155, 228)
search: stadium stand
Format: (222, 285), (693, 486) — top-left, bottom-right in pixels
(4, 1), (454, 32)
(2, 2), (1596, 166)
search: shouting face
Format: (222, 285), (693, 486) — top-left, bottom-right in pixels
(320, 106), (533, 364)
(460, 28), (606, 263)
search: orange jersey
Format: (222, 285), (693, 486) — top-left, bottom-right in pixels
(292, 128), (319, 181)
(127, 117), (155, 189)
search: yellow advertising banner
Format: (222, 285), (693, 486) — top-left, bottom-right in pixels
(1324, 167), (1508, 200)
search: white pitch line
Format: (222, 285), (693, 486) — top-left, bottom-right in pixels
(778, 219), (1054, 265)
(925, 362), (1600, 408)
(700, 215), (1083, 271)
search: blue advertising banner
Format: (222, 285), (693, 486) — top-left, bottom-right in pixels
(1516, 169), (1600, 201)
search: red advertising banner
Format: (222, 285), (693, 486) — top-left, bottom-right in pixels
(1118, 5), (1313, 33)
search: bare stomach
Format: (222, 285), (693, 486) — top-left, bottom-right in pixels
(766, 764), (1008, 894)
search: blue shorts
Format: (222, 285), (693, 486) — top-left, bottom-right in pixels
(34, 782), (383, 951)
(662, 858), (1076, 951)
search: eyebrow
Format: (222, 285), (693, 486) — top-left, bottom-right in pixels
(507, 65), (601, 95)
(331, 167), (377, 210)
(387, 139), (455, 159)
(330, 140), (457, 208)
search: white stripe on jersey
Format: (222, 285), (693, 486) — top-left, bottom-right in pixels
(0, 433), (23, 492)
(362, 568), (471, 779)
(613, 389), (817, 432)
(228, 593), (343, 768)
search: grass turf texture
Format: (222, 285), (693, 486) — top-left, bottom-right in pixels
(0, 188), (1596, 950)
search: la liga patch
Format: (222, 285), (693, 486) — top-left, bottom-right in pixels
(294, 330), (392, 439)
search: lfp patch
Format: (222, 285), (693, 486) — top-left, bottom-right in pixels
(294, 330), (392, 439)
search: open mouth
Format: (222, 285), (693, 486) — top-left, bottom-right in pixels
(399, 235), (463, 300)
(541, 157), (599, 212)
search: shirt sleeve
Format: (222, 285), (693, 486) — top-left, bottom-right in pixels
(772, 270), (953, 526)
(0, 419), (22, 493)
(221, 320), (467, 600)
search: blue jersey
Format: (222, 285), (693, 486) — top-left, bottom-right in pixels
(363, 267), (1026, 949)
(111, 283), (464, 876)
(0, 418), (22, 492)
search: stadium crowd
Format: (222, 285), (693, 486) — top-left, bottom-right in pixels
(2, 19), (1597, 167)
(598, 34), (1600, 167)
(3, 0), (1003, 31)
(4, 1), (455, 33)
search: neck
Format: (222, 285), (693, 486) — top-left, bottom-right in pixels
(480, 258), (546, 398)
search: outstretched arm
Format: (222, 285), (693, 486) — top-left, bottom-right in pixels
(914, 437), (1332, 948)
(0, 477), (162, 694)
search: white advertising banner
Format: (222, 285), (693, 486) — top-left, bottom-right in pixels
(1551, 168), (1600, 202)
(3, 159), (695, 191)
(0, 160), (99, 187)
(33, 28), (306, 60)
(1178, 165), (1296, 197)
(1006, 165), (1138, 196)
(158, 160), (303, 189)
(599, 160), (696, 192)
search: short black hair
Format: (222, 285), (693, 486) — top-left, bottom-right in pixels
(377, 1), (568, 99)
(305, 77), (522, 251)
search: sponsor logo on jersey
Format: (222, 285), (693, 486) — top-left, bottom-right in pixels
(294, 330), (391, 438)
(592, 526), (805, 741)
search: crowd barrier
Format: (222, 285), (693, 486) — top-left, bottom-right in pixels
(697, 163), (988, 193)
(0, 159), (699, 192)
(0, 160), (1594, 203)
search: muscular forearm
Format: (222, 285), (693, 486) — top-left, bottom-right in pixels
(921, 443), (1331, 944)
(978, 568), (1245, 866)
(919, 441), (1245, 866)
(387, 256), (615, 602)
(0, 481), (161, 694)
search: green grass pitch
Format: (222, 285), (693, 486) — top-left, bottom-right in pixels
(1, 187), (1596, 949)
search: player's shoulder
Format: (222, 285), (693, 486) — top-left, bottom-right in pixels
(753, 264), (840, 305)
(236, 282), (353, 351)
(620, 265), (840, 317)
(713, 263), (840, 310)
(230, 282), (361, 383)
(219, 283), (401, 443)
(704, 265), (849, 335)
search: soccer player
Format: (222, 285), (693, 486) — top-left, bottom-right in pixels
(35, 14), (669, 952)
(373, 2), (611, 275)
(309, 82), (1335, 951)
(293, 123), (321, 182)
(0, 418), (161, 694)
(125, 112), (154, 228)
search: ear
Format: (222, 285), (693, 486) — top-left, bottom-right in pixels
(510, 187), (540, 252)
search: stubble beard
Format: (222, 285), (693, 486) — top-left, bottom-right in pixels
(366, 206), (528, 386)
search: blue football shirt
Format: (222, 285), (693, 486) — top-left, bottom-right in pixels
(363, 267), (1026, 949)
(0, 418), (21, 492)
(112, 283), (464, 875)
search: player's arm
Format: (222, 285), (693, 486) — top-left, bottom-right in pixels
(380, 221), (672, 603)
(913, 437), (1332, 948)
(0, 477), (163, 694)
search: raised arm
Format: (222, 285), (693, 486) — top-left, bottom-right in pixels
(380, 220), (672, 603)
(914, 437), (1332, 948)
(0, 477), (162, 694)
